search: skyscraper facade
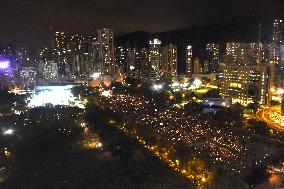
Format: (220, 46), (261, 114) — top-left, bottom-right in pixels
(225, 42), (262, 66)
(193, 57), (201, 74)
(219, 65), (269, 105)
(186, 45), (193, 76)
(149, 39), (162, 81)
(205, 43), (219, 73)
(96, 28), (115, 75)
(161, 44), (177, 76)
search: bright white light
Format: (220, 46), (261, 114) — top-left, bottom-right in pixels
(91, 72), (101, 79)
(129, 66), (135, 70)
(27, 85), (84, 108)
(193, 79), (202, 88)
(152, 84), (163, 91)
(277, 88), (284, 94)
(101, 90), (111, 97)
(172, 82), (179, 87)
(97, 142), (102, 148)
(3, 129), (14, 135)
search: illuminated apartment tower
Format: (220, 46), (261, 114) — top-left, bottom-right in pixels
(140, 48), (150, 79)
(20, 67), (37, 89)
(68, 34), (95, 78)
(126, 48), (140, 78)
(161, 44), (177, 76)
(193, 57), (201, 74)
(226, 42), (262, 66)
(96, 28), (115, 75)
(42, 61), (59, 84)
(53, 32), (68, 76)
(186, 45), (193, 76)
(272, 20), (284, 88)
(219, 65), (269, 105)
(54, 32), (67, 51)
(149, 39), (162, 81)
(270, 19), (283, 61)
(115, 46), (127, 73)
(205, 43), (219, 73)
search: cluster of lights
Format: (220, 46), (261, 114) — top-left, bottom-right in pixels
(96, 92), (273, 185)
(152, 84), (163, 91)
(170, 79), (202, 91)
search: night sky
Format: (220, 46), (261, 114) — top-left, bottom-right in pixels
(0, 0), (284, 49)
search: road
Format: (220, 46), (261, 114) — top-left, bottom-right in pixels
(256, 108), (284, 132)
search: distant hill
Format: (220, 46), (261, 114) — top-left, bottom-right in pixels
(115, 21), (273, 74)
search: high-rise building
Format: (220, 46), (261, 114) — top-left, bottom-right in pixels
(149, 39), (162, 81)
(115, 46), (127, 73)
(193, 57), (201, 74)
(126, 48), (140, 78)
(270, 19), (283, 61)
(42, 61), (59, 84)
(53, 32), (68, 76)
(54, 32), (67, 52)
(219, 65), (270, 105)
(140, 48), (150, 80)
(205, 43), (219, 73)
(95, 28), (115, 75)
(266, 19), (284, 90)
(186, 45), (193, 76)
(225, 42), (262, 66)
(161, 44), (177, 76)
(20, 67), (37, 89)
(203, 60), (209, 73)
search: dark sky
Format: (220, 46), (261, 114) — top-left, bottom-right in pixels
(1, 0), (284, 49)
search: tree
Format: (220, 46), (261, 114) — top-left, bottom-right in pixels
(246, 102), (259, 113)
(184, 101), (203, 114)
(202, 89), (221, 98)
(247, 119), (270, 136)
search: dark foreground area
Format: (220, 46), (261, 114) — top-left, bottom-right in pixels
(0, 106), (193, 189)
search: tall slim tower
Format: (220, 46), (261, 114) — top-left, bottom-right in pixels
(149, 39), (162, 81)
(186, 45), (193, 76)
(270, 19), (284, 89)
(205, 43), (219, 73)
(54, 32), (67, 76)
(96, 28), (115, 75)
(161, 44), (177, 76)
(140, 48), (150, 79)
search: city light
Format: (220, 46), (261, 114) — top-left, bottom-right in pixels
(0, 60), (10, 69)
(27, 85), (84, 108)
(101, 90), (111, 97)
(91, 72), (101, 79)
(152, 84), (163, 91)
(3, 129), (14, 135)
(193, 79), (202, 88)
